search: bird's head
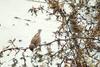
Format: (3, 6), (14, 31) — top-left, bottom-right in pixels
(38, 29), (42, 33)
(29, 44), (35, 52)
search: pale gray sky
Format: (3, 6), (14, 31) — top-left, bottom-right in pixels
(0, 0), (60, 49)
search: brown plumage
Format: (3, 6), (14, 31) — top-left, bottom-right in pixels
(29, 29), (42, 51)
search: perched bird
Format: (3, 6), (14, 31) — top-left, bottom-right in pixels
(29, 29), (42, 51)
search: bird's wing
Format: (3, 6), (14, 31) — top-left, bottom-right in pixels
(31, 33), (41, 47)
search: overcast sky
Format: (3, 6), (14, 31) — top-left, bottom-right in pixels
(0, 0), (61, 49)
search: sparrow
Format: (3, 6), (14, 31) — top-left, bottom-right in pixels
(29, 29), (42, 51)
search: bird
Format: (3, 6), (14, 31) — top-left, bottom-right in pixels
(29, 29), (42, 51)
